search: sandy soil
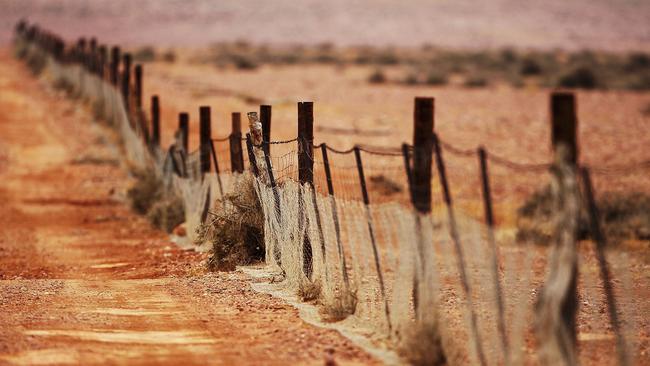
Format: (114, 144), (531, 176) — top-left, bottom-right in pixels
(0, 49), (378, 365)
(2, 0), (650, 51)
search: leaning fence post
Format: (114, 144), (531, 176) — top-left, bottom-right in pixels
(478, 147), (508, 363)
(354, 146), (391, 332)
(580, 168), (628, 366)
(535, 92), (579, 366)
(199, 106), (212, 175)
(433, 133), (486, 366)
(320, 144), (350, 289)
(110, 46), (120, 85)
(298, 102), (314, 278)
(230, 112), (245, 173)
(151, 95), (160, 147)
(260, 105), (272, 155)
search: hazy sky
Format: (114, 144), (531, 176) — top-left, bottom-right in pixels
(2, 0), (650, 51)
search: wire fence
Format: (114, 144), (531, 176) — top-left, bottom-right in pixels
(14, 21), (649, 366)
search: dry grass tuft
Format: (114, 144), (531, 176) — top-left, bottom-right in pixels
(127, 168), (185, 233)
(298, 280), (321, 302)
(127, 168), (161, 215)
(201, 174), (265, 271)
(319, 290), (357, 322)
(147, 195), (185, 233)
(399, 320), (447, 366)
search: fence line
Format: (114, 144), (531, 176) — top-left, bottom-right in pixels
(14, 21), (646, 365)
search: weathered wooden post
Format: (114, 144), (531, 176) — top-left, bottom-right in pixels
(199, 106), (212, 175)
(178, 112), (189, 153)
(121, 53), (132, 110)
(230, 112), (245, 173)
(298, 102), (314, 278)
(134, 64), (143, 110)
(110, 46), (120, 85)
(412, 97), (434, 212)
(535, 92), (579, 366)
(89, 38), (97, 72)
(260, 105), (272, 155)
(97, 45), (107, 78)
(151, 95), (160, 147)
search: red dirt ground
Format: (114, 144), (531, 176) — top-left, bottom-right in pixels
(0, 49), (377, 365)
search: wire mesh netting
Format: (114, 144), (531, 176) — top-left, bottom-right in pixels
(19, 28), (649, 365)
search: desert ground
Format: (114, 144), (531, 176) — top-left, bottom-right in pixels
(1, 1), (649, 365)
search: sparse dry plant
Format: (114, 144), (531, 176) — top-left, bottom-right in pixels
(399, 320), (447, 366)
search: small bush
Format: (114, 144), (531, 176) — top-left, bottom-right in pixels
(517, 187), (650, 244)
(368, 69), (387, 84)
(231, 54), (258, 70)
(403, 73), (419, 85)
(320, 290), (357, 322)
(557, 67), (598, 89)
(147, 195), (185, 233)
(298, 281), (321, 302)
(424, 71), (448, 86)
(626, 74), (650, 91)
(201, 174), (265, 271)
(520, 58), (543, 75)
(127, 169), (162, 215)
(624, 52), (650, 72)
(399, 320), (447, 366)
(133, 46), (156, 62)
(26, 51), (46, 75)
(162, 50), (176, 63)
(464, 75), (488, 88)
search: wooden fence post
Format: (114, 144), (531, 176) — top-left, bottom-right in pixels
(298, 102), (314, 278)
(178, 112), (189, 153)
(121, 53), (131, 111)
(134, 64), (143, 110)
(97, 45), (107, 78)
(230, 112), (244, 173)
(535, 92), (579, 366)
(151, 95), (160, 147)
(412, 97), (434, 212)
(199, 106), (212, 175)
(89, 38), (97, 72)
(110, 46), (120, 85)
(260, 105), (272, 155)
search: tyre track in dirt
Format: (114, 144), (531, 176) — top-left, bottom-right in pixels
(0, 49), (377, 365)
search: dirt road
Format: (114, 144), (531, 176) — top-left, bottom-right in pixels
(0, 49), (376, 365)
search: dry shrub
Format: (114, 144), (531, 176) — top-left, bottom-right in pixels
(202, 174), (265, 271)
(368, 69), (387, 84)
(147, 195), (185, 233)
(319, 290), (357, 322)
(298, 280), (321, 302)
(25, 50), (46, 75)
(517, 187), (650, 244)
(127, 168), (185, 233)
(399, 320), (447, 366)
(127, 168), (161, 215)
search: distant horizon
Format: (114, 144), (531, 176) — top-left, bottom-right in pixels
(2, 0), (650, 52)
